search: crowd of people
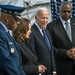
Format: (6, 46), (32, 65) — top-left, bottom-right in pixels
(0, 1), (75, 75)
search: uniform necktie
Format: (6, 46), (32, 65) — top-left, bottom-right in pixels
(65, 22), (72, 41)
(42, 29), (51, 51)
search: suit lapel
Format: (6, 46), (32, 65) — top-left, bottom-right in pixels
(33, 24), (47, 44)
(0, 24), (19, 52)
(57, 19), (71, 42)
(70, 18), (75, 44)
(6, 31), (19, 50)
(0, 24), (16, 43)
(21, 41), (37, 63)
(32, 24), (51, 51)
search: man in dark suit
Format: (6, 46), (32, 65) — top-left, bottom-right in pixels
(0, 5), (26, 75)
(47, 1), (75, 75)
(29, 7), (56, 75)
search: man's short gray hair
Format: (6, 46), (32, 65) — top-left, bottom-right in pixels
(35, 7), (48, 16)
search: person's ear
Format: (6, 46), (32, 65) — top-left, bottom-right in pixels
(5, 14), (9, 22)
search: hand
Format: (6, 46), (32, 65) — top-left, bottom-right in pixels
(72, 48), (75, 57)
(53, 73), (57, 75)
(38, 65), (47, 74)
(67, 48), (75, 60)
(67, 49), (74, 58)
(70, 50), (75, 60)
(53, 71), (57, 75)
(70, 55), (75, 60)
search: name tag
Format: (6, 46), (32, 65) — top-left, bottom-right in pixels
(9, 42), (13, 44)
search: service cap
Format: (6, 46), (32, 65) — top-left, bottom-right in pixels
(0, 5), (25, 21)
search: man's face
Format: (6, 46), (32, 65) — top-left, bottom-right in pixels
(60, 4), (72, 21)
(35, 10), (49, 29)
(7, 14), (19, 30)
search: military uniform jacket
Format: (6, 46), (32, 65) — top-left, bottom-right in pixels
(0, 23), (25, 75)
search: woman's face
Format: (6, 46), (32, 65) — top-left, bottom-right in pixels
(23, 23), (31, 40)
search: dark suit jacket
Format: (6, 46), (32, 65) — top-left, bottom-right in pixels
(0, 23), (25, 75)
(47, 18), (75, 75)
(18, 40), (39, 75)
(29, 24), (56, 75)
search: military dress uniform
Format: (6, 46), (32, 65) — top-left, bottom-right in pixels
(0, 5), (26, 75)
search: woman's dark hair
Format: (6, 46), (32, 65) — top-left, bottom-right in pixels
(13, 18), (30, 42)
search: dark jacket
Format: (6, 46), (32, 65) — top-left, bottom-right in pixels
(18, 40), (40, 75)
(29, 24), (56, 75)
(47, 18), (75, 75)
(0, 23), (25, 75)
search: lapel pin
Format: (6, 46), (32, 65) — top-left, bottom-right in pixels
(10, 48), (15, 53)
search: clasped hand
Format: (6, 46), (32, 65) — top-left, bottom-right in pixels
(67, 48), (75, 60)
(38, 65), (47, 74)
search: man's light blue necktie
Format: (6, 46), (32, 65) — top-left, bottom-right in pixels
(42, 29), (51, 51)
(65, 22), (72, 41)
